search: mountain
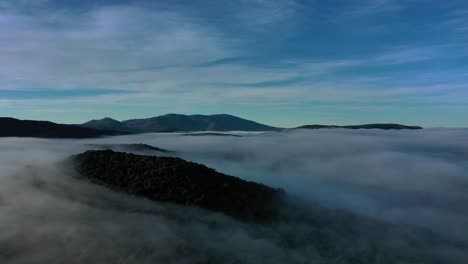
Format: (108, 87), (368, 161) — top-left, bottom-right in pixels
(0, 117), (120, 138)
(82, 117), (139, 132)
(70, 150), (284, 221)
(296, 123), (423, 130)
(82, 114), (280, 132)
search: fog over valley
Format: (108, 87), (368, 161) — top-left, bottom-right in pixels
(1, 129), (468, 263)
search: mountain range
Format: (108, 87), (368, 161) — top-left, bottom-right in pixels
(81, 114), (280, 132)
(0, 114), (423, 138)
(82, 114), (423, 133)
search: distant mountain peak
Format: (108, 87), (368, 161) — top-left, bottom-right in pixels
(100, 117), (118, 121)
(87, 117), (119, 123)
(82, 117), (136, 132)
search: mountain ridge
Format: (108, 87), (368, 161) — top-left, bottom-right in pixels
(0, 115), (425, 139)
(82, 114), (424, 132)
(82, 113), (280, 132)
(0, 117), (121, 138)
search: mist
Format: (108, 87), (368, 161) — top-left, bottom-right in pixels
(1, 129), (468, 263)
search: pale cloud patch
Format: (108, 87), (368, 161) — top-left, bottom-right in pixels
(236, 0), (300, 26)
(440, 9), (468, 33)
(0, 4), (230, 90)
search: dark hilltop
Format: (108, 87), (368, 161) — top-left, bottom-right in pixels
(69, 150), (284, 222)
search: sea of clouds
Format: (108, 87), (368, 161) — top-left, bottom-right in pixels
(1, 128), (468, 263)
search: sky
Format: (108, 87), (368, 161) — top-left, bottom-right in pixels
(0, 0), (467, 127)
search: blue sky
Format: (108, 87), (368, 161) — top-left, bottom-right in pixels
(0, 0), (467, 127)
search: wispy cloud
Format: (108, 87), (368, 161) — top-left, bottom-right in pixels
(372, 47), (440, 64)
(212, 76), (307, 88)
(196, 57), (247, 67)
(235, 0), (300, 27)
(439, 9), (468, 33)
(327, 0), (402, 22)
(351, 0), (401, 16)
(0, 88), (133, 100)
(0, 4), (230, 89)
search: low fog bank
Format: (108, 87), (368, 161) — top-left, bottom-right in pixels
(137, 129), (468, 239)
(1, 128), (468, 263)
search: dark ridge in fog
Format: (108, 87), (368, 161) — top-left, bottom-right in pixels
(0, 117), (121, 138)
(181, 132), (243, 137)
(69, 150), (283, 221)
(296, 123), (423, 130)
(86, 143), (173, 153)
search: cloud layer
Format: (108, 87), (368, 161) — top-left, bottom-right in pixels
(1, 129), (468, 263)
